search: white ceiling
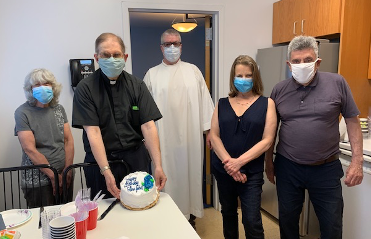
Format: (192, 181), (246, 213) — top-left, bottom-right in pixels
(129, 12), (206, 28)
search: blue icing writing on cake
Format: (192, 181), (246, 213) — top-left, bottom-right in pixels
(120, 171), (159, 210)
(124, 177), (144, 192)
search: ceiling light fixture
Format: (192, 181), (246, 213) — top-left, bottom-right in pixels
(172, 14), (197, 33)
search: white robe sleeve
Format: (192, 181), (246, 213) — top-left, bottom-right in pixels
(143, 70), (152, 93)
(193, 65), (215, 131)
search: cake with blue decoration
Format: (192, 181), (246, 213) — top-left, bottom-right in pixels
(120, 171), (159, 210)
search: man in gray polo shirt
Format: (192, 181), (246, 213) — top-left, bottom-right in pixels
(265, 36), (363, 239)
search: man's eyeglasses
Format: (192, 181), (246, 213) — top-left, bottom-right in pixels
(99, 52), (124, 59)
(162, 42), (182, 48)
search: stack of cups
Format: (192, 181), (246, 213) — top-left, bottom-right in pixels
(360, 118), (368, 138)
(60, 201), (98, 239)
(49, 216), (76, 239)
(41, 208), (61, 239)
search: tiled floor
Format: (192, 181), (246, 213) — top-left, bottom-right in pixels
(195, 208), (280, 239)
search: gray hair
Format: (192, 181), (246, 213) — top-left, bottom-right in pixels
(287, 36), (319, 60)
(24, 68), (62, 107)
(161, 29), (181, 44)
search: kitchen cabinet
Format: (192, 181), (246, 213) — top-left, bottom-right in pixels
(272, 0), (371, 117)
(338, 0), (371, 117)
(272, 0), (299, 45)
(272, 0), (342, 44)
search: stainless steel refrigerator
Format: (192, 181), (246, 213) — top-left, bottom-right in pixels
(256, 40), (339, 238)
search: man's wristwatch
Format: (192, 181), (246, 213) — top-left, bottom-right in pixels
(100, 165), (111, 175)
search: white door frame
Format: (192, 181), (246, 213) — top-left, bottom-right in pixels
(121, 1), (224, 211)
(121, 1), (224, 102)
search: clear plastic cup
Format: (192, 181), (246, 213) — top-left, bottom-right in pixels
(41, 208), (61, 239)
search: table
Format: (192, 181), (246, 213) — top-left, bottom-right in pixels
(13, 192), (200, 239)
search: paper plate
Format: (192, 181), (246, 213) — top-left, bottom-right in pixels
(60, 202), (77, 216)
(1, 209), (32, 229)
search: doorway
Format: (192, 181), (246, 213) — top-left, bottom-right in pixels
(129, 12), (206, 80)
(130, 11), (211, 207)
(121, 2), (224, 211)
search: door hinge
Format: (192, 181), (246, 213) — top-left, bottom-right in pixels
(206, 27), (212, 41)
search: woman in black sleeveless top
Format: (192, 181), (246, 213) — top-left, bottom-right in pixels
(210, 55), (277, 239)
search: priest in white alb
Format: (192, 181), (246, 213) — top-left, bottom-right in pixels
(143, 29), (214, 227)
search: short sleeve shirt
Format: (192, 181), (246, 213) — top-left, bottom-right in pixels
(14, 103), (67, 186)
(270, 71), (360, 164)
(72, 69), (162, 153)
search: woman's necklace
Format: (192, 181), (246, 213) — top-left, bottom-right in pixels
(236, 95), (255, 106)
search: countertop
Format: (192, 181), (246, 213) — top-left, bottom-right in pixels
(339, 137), (371, 157)
(339, 137), (371, 173)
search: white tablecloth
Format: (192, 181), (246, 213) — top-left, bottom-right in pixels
(13, 192), (200, 239)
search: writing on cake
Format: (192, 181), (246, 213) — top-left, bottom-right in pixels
(124, 177), (143, 193)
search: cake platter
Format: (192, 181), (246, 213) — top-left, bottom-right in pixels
(120, 192), (160, 211)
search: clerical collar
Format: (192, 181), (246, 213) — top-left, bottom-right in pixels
(100, 69), (123, 85)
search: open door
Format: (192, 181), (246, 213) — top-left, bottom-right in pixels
(122, 2), (224, 211)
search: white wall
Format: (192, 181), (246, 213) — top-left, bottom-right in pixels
(0, 0), (275, 169)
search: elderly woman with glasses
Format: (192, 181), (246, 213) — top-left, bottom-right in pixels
(14, 68), (74, 207)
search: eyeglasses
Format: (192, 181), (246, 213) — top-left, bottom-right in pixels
(162, 42), (182, 48)
(99, 52), (124, 59)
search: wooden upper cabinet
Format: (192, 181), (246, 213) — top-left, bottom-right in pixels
(272, 0), (300, 44)
(272, 0), (342, 44)
(302, 0), (342, 37)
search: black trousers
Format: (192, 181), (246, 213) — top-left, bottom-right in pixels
(275, 153), (343, 239)
(84, 142), (151, 199)
(22, 183), (73, 208)
(213, 169), (264, 239)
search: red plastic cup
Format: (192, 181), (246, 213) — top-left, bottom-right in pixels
(71, 211), (88, 239)
(87, 204), (98, 230)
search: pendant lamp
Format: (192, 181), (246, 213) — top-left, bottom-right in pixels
(172, 14), (197, 33)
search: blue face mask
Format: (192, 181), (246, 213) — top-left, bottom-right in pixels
(32, 85), (53, 104)
(234, 77), (253, 93)
(98, 57), (125, 78)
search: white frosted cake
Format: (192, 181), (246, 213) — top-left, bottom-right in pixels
(120, 171), (159, 210)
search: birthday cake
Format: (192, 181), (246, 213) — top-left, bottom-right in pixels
(120, 171), (159, 210)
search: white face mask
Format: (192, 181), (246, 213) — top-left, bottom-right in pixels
(290, 59), (319, 84)
(163, 45), (181, 63)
